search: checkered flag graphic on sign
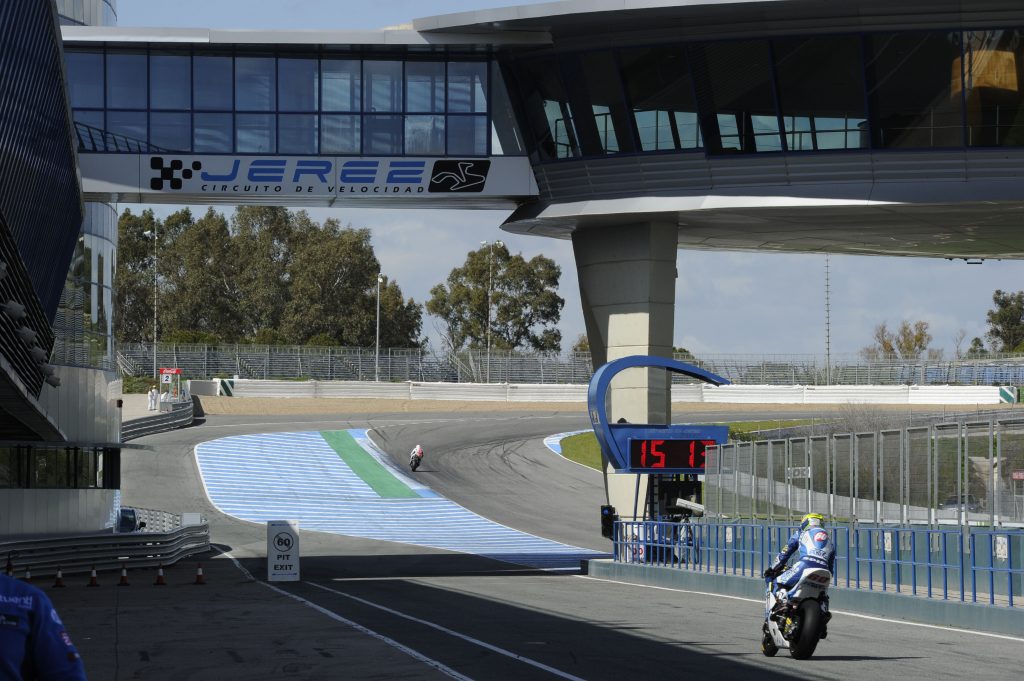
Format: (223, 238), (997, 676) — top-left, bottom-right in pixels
(150, 157), (202, 190)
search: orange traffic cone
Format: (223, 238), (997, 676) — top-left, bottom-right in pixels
(23, 567), (31, 583)
(193, 563), (205, 585)
(53, 568), (66, 588)
(153, 564), (166, 586)
(118, 564), (130, 586)
(87, 566), (99, 587)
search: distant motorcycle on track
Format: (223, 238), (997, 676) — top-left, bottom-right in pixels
(409, 444), (424, 472)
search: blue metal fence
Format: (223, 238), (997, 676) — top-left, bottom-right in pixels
(615, 520), (1023, 607)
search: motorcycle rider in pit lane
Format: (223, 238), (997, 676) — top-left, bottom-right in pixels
(762, 513), (836, 638)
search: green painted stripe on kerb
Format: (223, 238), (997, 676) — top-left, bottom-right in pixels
(319, 430), (417, 498)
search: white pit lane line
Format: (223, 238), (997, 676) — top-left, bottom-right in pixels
(307, 581), (590, 681)
(224, 552), (473, 681)
(577, 575), (1024, 642)
(225, 552), (588, 680)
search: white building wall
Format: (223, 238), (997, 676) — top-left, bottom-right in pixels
(0, 489), (117, 537)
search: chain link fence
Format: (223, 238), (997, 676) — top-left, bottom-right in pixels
(117, 343), (1024, 385)
(706, 418), (1024, 527)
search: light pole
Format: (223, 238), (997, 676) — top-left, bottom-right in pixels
(375, 273), (383, 382)
(481, 239), (503, 383)
(143, 226), (158, 380)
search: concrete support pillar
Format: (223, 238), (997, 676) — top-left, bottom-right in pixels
(572, 222), (677, 520)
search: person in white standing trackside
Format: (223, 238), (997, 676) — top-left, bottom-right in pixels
(147, 385), (158, 411)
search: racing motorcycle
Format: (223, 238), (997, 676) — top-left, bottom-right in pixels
(761, 565), (832, 659)
(409, 445), (424, 472)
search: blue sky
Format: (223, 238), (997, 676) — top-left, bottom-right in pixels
(114, 0), (1021, 357)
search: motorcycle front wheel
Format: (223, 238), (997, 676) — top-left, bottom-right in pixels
(410, 457), (420, 471)
(788, 599), (821, 659)
(760, 625), (778, 657)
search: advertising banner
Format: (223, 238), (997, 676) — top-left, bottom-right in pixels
(79, 154), (537, 205)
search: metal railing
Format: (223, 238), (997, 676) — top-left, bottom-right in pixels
(121, 399), (195, 441)
(74, 121), (165, 154)
(615, 520), (1023, 607)
(706, 418), (1024, 527)
(0, 521), (210, 577)
(117, 342), (1024, 386)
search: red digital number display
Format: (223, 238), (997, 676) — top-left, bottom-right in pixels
(628, 439), (715, 470)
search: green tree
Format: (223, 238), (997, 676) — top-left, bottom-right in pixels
(985, 289), (1024, 352)
(231, 206), (293, 338)
(161, 330), (221, 344)
(281, 221), (422, 346)
(861, 320), (933, 360)
(572, 334), (590, 352)
(427, 243), (564, 351)
(114, 208), (161, 343)
(158, 208), (242, 342)
(378, 275), (425, 348)
(967, 337), (989, 358)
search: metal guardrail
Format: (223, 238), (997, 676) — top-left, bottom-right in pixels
(0, 523), (210, 577)
(706, 417), (1024, 526)
(132, 506), (182, 534)
(615, 520), (1023, 607)
(116, 342), (1024, 386)
(121, 399), (195, 441)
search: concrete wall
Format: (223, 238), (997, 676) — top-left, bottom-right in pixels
(0, 488), (117, 537)
(572, 222), (678, 519)
(36, 365), (122, 442)
(207, 379), (1006, 405)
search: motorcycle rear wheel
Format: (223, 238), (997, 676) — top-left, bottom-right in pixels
(788, 600), (821, 659)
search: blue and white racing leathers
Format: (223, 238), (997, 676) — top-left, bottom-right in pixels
(0, 574), (86, 680)
(771, 527), (836, 593)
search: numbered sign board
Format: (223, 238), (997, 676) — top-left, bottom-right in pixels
(267, 520), (300, 582)
(586, 355), (730, 474)
(616, 424), (728, 474)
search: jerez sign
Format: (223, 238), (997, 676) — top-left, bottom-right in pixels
(79, 154), (538, 206)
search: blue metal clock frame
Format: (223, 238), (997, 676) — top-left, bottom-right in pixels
(587, 355), (731, 473)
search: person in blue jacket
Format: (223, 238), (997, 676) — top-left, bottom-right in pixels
(763, 513), (835, 635)
(0, 573), (87, 680)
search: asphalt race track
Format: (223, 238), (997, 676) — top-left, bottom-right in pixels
(52, 407), (1024, 680)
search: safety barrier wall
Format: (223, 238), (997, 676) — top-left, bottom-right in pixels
(0, 523), (210, 577)
(121, 400), (194, 441)
(614, 520), (1023, 608)
(216, 379), (1006, 405)
(706, 418), (1024, 527)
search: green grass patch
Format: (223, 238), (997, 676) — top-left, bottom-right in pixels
(319, 430), (418, 498)
(728, 420), (812, 441)
(122, 375), (154, 394)
(560, 432), (604, 470)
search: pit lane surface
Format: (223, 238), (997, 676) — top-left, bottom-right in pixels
(57, 407), (1024, 680)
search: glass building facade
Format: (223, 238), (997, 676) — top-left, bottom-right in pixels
(50, 204), (116, 369)
(0, 444), (115, 490)
(55, 0), (116, 27)
(504, 28), (1024, 163)
(66, 49), (494, 157)
(54, 1), (119, 372)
